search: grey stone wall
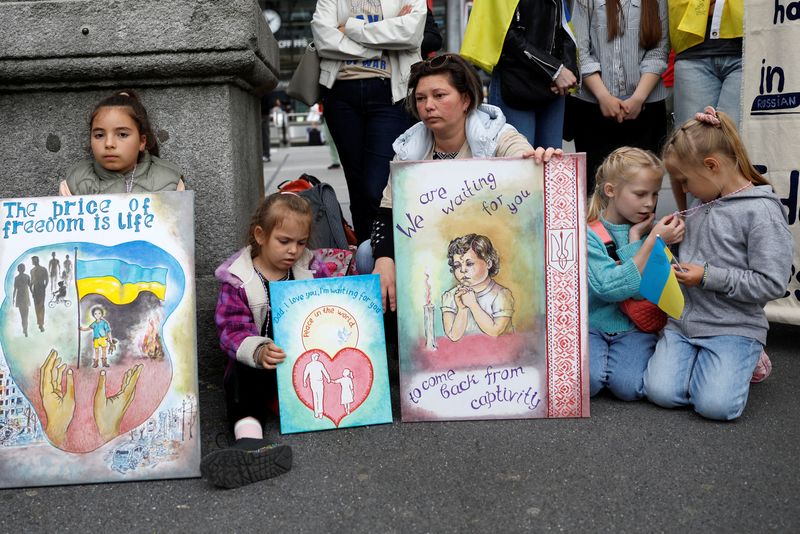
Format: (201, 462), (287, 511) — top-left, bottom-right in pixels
(0, 0), (278, 373)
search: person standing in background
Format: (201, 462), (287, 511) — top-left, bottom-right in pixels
(312, 0), (426, 242)
(570, 0), (670, 193)
(669, 0), (744, 128)
(30, 256), (48, 333)
(462, 0), (578, 148)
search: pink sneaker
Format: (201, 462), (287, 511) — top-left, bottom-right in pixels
(751, 350), (772, 383)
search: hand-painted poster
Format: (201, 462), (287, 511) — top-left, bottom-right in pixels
(271, 274), (392, 434)
(742, 1), (800, 324)
(0, 192), (199, 488)
(392, 156), (589, 421)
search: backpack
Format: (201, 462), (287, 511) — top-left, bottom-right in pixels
(277, 174), (358, 250)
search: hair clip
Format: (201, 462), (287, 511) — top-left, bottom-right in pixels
(695, 106), (721, 127)
(280, 191), (300, 197)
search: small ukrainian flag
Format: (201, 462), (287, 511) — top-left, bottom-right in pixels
(639, 237), (684, 319)
(76, 258), (167, 305)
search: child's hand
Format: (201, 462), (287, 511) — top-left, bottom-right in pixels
(652, 215), (685, 245)
(629, 213), (654, 242)
(674, 262), (704, 287)
(398, 4), (412, 16)
(258, 342), (286, 370)
(460, 287), (478, 309)
(454, 286), (469, 309)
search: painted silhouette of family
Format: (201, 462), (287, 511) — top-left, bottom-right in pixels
(12, 252), (74, 337)
(302, 353), (356, 418)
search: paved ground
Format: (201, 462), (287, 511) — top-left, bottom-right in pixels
(1, 146), (798, 533)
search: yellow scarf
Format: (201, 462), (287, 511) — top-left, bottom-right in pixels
(460, 0), (520, 73)
(670, 0), (744, 55)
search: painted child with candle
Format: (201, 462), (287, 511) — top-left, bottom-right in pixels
(441, 234), (514, 341)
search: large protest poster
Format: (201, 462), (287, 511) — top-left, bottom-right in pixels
(271, 274), (392, 434)
(742, 1), (800, 324)
(392, 155), (588, 421)
(0, 192), (200, 488)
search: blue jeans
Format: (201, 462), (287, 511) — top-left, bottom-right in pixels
(589, 328), (656, 401)
(673, 55), (743, 129)
(644, 329), (762, 421)
(355, 239), (375, 275)
(322, 78), (411, 241)
(489, 70), (565, 148)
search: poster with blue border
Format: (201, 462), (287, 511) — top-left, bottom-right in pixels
(271, 274), (392, 434)
(0, 192), (200, 488)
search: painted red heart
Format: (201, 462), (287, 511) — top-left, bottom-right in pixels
(291, 348), (374, 427)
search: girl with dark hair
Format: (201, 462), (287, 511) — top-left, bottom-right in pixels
(59, 90), (185, 195)
(570, 0), (670, 193)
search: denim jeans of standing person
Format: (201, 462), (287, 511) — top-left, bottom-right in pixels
(673, 55), (742, 129)
(589, 328), (656, 401)
(322, 78), (411, 241)
(644, 329), (763, 421)
(489, 70), (565, 148)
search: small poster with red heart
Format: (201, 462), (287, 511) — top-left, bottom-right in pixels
(271, 274), (392, 433)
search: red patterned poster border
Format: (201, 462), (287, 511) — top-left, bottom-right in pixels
(543, 155), (589, 417)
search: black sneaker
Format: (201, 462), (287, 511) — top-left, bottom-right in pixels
(200, 438), (292, 489)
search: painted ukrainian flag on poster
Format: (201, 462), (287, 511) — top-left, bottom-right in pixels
(639, 237), (684, 319)
(76, 258), (167, 304)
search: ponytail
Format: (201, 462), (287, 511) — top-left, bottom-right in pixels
(663, 110), (770, 188)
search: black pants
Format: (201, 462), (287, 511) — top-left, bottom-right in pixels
(322, 78), (411, 241)
(571, 98), (668, 195)
(223, 360), (277, 432)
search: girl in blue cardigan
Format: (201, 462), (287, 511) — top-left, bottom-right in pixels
(586, 147), (684, 400)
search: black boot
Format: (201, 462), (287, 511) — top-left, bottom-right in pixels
(200, 438), (292, 489)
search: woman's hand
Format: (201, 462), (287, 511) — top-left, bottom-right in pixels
(621, 95), (645, 120)
(373, 257), (397, 312)
(552, 67), (577, 96)
(599, 94), (626, 123)
(258, 342), (286, 370)
(652, 215), (685, 245)
(674, 263), (704, 287)
(398, 4), (412, 16)
(522, 147), (564, 164)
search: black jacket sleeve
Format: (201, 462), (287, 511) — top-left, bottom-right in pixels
(421, 8), (443, 57)
(371, 208), (394, 260)
(501, 0), (574, 81)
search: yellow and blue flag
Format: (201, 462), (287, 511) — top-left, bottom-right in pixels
(639, 237), (684, 319)
(76, 258), (167, 305)
(461, 0), (575, 73)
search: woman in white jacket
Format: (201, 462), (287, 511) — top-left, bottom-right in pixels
(311, 0), (426, 243)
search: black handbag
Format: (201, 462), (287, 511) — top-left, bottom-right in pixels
(497, 8), (558, 109)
